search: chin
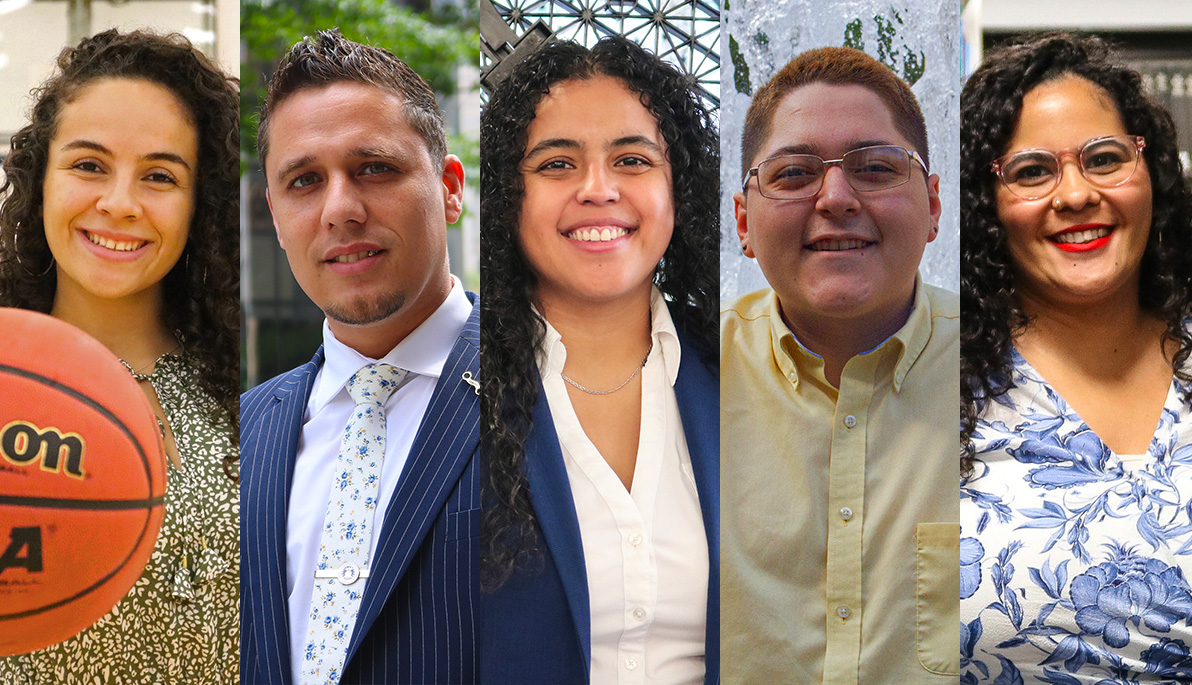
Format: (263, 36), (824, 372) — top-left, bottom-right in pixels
(323, 291), (407, 327)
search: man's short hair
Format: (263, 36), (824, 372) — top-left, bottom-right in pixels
(741, 47), (929, 180)
(257, 28), (447, 174)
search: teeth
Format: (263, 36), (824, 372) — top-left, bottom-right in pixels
(86, 231), (145, 252)
(1053, 227), (1112, 244)
(808, 239), (869, 252)
(332, 250), (379, 263)
(566, 227), (629, 242)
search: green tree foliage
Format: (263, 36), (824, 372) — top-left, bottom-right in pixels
(240, 0), (479, 166)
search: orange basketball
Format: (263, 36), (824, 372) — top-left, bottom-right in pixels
(0, 308), (166, 656)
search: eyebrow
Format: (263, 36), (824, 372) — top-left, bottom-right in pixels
(348, 145), (404, 161)
(522, 134), (664, 160)
(61, 139), (192, 172)
(767, 139), (898, 158)
(275, 154), (316, 183)
(274, 146), (408, 183)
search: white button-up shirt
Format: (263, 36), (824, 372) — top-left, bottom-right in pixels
(286, 278), (471, 684)
(538, 287), (708, 685)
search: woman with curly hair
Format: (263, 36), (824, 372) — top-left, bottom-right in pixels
(960, 33), (1192, 682)
(478, 36), (719, 683)
(0, 29), (239, 683)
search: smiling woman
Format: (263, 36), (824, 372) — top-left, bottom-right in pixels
(0, 29), (240, 683)
(479, 36), (720, 684)
(959, 33), (1192, 683)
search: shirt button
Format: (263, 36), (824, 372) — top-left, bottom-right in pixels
(839, 506), (853, 521)
(837, 605), (851, 620)
(789, 371), (797, 382)
(632, 607), (647, 620)
(844, 414), (857, 428)
(625, 657), (639, 670)
(628, 533), (644, 546)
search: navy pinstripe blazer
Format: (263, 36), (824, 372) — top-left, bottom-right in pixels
(481, 317), (719, 684)
(241, 299), (481, 685)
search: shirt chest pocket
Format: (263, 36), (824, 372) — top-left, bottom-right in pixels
(915, 522), (960, 676)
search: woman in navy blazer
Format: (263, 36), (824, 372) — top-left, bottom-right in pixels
(478, 36), (720, 684)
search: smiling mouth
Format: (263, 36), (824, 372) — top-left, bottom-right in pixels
(330, 250), (381, 263)
(806, 239), (873, 252)
(1051, 227), (1113, 244)
(85, 230), (147, 252)
(565, 227), (632, 243)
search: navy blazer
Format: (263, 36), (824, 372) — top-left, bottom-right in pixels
(481, 319), (720, 685)
(241, 299), (481, 685)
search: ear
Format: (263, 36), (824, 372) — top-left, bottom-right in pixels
(266, 188), (285, 250)
(441, 154), (465, 225)
(734, 191), (755, 258)
(926, 173), (942, 243)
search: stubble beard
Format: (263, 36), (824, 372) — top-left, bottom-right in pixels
(322, 290), (407, 326)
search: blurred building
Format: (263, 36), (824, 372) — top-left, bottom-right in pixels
(0, 0), (238, 158)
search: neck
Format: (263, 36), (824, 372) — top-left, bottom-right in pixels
(327, 275), (453, 360)
(778, 291), (914, 389)
(1015, 280), (1163, 370)
(50, 278), (176, 370)
(538, 284), (653, 372)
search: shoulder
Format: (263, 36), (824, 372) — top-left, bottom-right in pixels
(923, 284), (960, 347)
(720, 288), (775, 346)
(240, 353), (322, 419)
(924, 283), (960, 319)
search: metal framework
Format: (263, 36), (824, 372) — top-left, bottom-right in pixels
(482, 0), (720, 110)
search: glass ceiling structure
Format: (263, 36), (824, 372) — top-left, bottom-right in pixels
(482, 0), (720, 112)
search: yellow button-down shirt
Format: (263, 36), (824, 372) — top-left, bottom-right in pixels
(721, 279), (960, 684)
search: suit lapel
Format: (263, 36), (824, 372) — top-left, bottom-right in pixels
(344, 302), (482, 661)
(525, 382), (593, 669)
(673, 330), (720, 685)
(245, 349), (323, 685)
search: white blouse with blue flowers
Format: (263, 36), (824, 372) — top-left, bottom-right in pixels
(961, 347), (1192, 684)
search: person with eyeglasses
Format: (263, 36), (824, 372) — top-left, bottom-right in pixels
(721, 46), (960, 683)
(959, 33), (1192, 683)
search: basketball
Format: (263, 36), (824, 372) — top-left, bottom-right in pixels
(0, 308), (167, 656)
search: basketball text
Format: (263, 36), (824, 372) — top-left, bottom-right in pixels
(0, 527), (43, 574)
(0, 420), (86, 479)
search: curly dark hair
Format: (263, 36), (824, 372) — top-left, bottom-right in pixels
(479, 36), (719, 588)
(960, 33), (1192, 477)
(0, 29), (241, 479)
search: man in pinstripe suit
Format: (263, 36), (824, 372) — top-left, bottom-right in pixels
(241, 30), (480, 685)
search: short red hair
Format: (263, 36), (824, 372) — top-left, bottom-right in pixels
(741, 46), (929, 179)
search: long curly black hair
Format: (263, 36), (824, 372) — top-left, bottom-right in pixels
(0, 29), (241, 479)
(960, 33), (1192, 476)
(480, 36), (719, 588)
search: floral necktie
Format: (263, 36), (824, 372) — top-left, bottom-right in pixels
(300, 363), (407, 685)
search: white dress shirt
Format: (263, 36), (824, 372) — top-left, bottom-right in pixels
(286, 278), (471, 683)
(538, 287), (708, 685)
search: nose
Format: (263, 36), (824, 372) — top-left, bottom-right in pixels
(320, 173), (367, 228)
(1050, 159), (1101, 211)
(814, 165), (861, 218)
(575, 163), (619, 205)
(94, 175), (142, 220)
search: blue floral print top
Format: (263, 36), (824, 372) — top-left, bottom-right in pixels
(961, 347), (1192, 684)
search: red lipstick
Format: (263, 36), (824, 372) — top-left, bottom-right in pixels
(1050, 224), (1113, 253)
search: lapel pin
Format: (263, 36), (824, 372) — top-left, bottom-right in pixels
(461, 371), (480, 395)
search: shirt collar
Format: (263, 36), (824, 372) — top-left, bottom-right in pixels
(312, 276), (471, 411)
(537, 285), (682, 387)
(772, 273), (932, 393)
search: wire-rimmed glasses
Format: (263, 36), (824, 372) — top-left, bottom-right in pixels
(991, 135), (1146, 200)
(741, 145), (929, 200)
